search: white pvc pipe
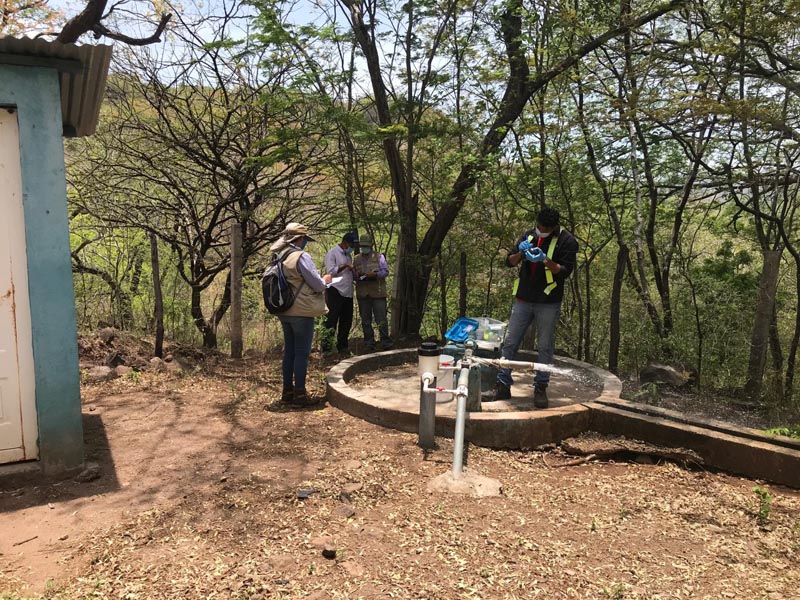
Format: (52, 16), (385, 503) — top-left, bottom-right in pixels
(472, 356), (572, 375)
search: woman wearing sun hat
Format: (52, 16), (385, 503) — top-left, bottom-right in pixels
(269, 223), (331, 406)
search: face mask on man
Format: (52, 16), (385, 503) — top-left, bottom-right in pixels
(360, 247), (371, 255)
(300, 238), (308, 250)
(534, 227), (552, 239)
(344, 246), (353, 256)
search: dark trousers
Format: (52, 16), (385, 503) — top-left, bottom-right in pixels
(322, 287), (353, 352)
(277, 315), (315, 389)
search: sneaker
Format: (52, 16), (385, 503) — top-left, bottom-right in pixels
(533, 385), (549, 409)
(280, 386), (293, 403)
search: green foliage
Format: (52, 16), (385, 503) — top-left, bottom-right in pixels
(764, 424), (800, 439)
(602, 584), (626, 600)
(753, 486), (774, 525)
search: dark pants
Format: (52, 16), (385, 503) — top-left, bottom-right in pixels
(278, 315), (315, 389)
(497, 300), (561, 389)
(357, 297), (392, 349)
(322, 287), (353, 352)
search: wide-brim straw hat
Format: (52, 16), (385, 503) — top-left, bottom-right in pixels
(284, 222), (316, 242)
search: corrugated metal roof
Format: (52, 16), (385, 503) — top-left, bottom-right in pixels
(0, 36), (112, 137)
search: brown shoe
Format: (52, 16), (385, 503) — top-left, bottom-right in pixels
(291, 388), (319, 407)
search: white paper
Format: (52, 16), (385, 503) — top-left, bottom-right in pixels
(326, 276), (343, 288)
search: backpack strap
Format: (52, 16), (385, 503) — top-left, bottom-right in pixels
(276, 247), (306, 297)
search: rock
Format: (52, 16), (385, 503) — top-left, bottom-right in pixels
(297, 488), (318, 500)
(340, 560), (364, 577)
(268, 554), (295, 571)
(164, 354), (173, 362)
(334, 504), (356, 519)
(75, 462), (101, 483)
(342, 460), (361, 471)
(97, 327), (117, 344)
(87, 366), (116, 382)
(640, 363), (694, 387)
(149, 357), (164, 371)
(165, 355), (192, 373)
(322, 545), (337, 560)
(104, 351), (125, 368)
(309, 536), (333, 549)
(114, 365), (132, 377)
(342, 482), (363, 494)
(426, 469), (503, 498)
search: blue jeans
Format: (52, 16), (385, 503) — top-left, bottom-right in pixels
(357, 297), (392, 348)
(278, 315), (316, 389)
(497, 300), (561, 389)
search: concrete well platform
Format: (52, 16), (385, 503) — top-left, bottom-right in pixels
(326, 349), (800, 488)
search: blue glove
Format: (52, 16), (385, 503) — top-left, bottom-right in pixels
(525, 247), (546, 263)
(518, 239), (533, 253)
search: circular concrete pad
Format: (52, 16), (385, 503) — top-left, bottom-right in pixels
(327, 349), (622, 449)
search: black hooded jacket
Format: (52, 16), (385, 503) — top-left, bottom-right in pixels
(506, 228), (578, 304)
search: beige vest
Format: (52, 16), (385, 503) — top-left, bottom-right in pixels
(281, 250), (327, 317)
(353, 252), (387, 299)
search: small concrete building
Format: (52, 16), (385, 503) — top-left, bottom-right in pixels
(0, 37), (111, 475)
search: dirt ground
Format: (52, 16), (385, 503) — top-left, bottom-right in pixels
(1, 345), (799, 599)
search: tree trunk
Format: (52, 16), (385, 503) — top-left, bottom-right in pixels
(744, 250), (782, 399)
(230, 222), (243, 359)
(122, 249), (144, 329)
(784, 255), (800, 401)
(191, 285), (217, 349)
(439, 255), (448, 339)
(150, 233), (164, 358)
(459, 251), (467, 318)
(769, 302), (783, 372)
(608, 246), (628, 375)
(581, 264), (589, 362)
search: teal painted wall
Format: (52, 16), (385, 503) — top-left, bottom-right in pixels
(0, 65), (83, 473)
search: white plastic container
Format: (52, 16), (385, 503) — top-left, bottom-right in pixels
(436, 355), (455, 402)
(470, 317), (507, 352)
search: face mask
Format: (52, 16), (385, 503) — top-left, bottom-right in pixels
(300, 239), (308, 250)
(360, 247), (371, 255)
(344, 246), (353, 256)
(534, 228), (552, 239)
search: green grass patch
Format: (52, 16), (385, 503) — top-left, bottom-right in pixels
(764, 424), (800, 439)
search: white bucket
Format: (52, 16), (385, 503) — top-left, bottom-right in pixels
(436, 355), (455, 403)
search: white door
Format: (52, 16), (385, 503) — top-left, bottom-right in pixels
(0, 108), (38, 463)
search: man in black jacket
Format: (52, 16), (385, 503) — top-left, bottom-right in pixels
(492, 206), (578, 408)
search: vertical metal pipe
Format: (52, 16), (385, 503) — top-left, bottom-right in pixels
(418, 343), (440, 449)
(418, 376), (436, 449)
(452, 366), (470, 477)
